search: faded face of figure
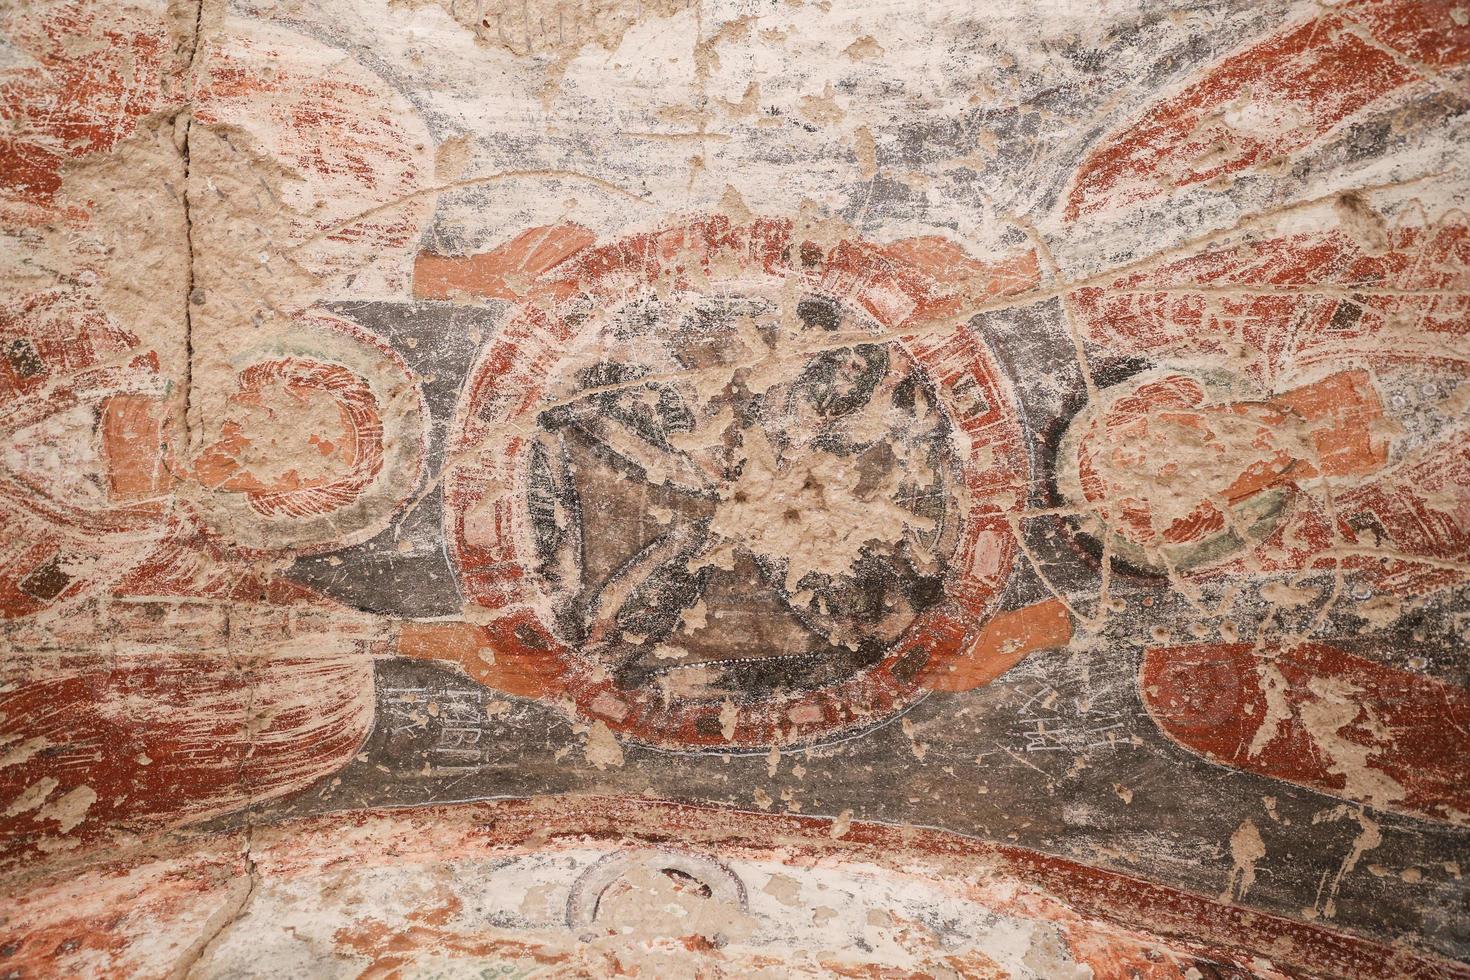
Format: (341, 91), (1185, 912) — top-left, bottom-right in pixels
(195, 377), (359, 494)
(191, 358), (384, 518)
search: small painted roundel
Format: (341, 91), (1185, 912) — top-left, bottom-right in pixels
(447, 217), (1028, 748)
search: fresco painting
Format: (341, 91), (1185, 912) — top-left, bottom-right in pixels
(2, 0), (1469, 975)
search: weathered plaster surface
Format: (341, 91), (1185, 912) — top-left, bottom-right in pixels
(2, 0), (1469, 975)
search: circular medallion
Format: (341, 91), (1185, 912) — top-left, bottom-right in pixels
(448, 217), (1027, 748)
(566, 848), (747, 941)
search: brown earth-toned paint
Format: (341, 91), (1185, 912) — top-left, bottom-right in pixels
(3, 0), (1469, 973)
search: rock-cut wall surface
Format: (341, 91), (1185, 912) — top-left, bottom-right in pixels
(2, 0), (1469, 976)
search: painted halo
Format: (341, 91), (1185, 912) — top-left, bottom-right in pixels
(1054, 366), (1294, 576)
(190, 309), (428, 556)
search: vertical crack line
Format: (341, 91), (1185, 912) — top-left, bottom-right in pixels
(178, 0), (206, 455)
(170, 604), (260, 979)
(181, 113), (196, 456)
(168, 822), (259, 980)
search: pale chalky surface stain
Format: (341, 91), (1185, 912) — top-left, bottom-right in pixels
(1, 0), (1469, 976)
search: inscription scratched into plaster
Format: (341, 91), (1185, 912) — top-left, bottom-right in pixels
(2, 0), (1468, 975)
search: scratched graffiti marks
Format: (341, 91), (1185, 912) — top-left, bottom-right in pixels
(2, 0), (1470, 974)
